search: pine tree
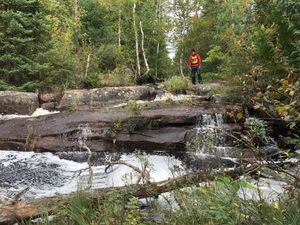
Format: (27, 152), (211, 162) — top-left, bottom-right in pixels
(0, 0), (50, 86)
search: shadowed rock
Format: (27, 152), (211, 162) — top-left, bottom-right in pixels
(57, 86), (157, 111)
(0, 91), (39, 114)
(0, 105), (241, 152)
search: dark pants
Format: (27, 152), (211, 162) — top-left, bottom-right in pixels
(191, 66), (202, 84)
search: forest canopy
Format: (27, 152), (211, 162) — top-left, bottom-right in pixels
(0, 0), (299, 122)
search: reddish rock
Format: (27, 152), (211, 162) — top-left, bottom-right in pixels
(0, 105), (241, 152)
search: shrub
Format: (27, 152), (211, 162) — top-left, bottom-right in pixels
(126, 100), (141, 116)
(83, 72), (102, 88)
(96, 44), (124, 71)
(202, 72), (225, 82)
(0, 80), (18, 91)
(245, 117), (267, 140)
(100, 66), (135, 87)
(164, 76), (189, 94)
(19, 81), (42, 92)
(35, 189), (149, 225)
(164, 176), (300, 225)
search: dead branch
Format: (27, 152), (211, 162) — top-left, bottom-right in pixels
(105, 160), (151, 183)
(81, 145), (93, 190)
(0, 166), (247, 224)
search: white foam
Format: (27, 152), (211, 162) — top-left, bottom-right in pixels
(0, 108), (59, 121)
(0, 151), (184, 200)
(238, 178), (287, 203)
(31, 108), (59, 117)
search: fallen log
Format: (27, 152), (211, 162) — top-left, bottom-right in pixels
(0, 167), (247, 225)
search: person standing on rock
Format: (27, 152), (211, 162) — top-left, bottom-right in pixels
(188, 49), (203, 84)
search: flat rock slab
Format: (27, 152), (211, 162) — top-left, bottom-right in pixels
(0, 105), (241, 152)
(0, 91), (39, 114)
(57, 86), (157, 111)
(190, 83), (222, 95)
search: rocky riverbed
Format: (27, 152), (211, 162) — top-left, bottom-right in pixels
(0, 83), (298, 205)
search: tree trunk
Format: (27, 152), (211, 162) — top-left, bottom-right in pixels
(84, 54), (90, 78)
(118, 8), (122, 47)
(139, 20), (150, 76)
(0, 168), (246, 224)
(180, 52), (184, 77)
(155, 0), (161, 78)
(74, 0), (80, 52)
(155, 42), (160, 77)
(133, 0), (140, 80)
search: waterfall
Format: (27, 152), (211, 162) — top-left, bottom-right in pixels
(193, 113), (229, 157)
(77, 124), (92, 149)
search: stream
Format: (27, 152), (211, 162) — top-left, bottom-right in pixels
(0, 107), (292, 203)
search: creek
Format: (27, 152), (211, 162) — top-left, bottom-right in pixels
(0, 85), (295, 205)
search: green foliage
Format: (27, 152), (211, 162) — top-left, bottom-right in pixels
(186, 135), (202, 152)
(126, 100), (141, 116)
(0, 0), (173, 91)
(202, 72), (224, 82)
(246, 117), (267, 140)
(0, 80), (18, 91)
(210, 86), (250, 104)
(107, 118), (122, 138)
(83, 72), (102, 88)
(205, 46), (225, 64)
(164, 76), (189, 94)
(19, 81), (42, 92)
(37, 189), (147, 225)
(164, 176), (300, 225)
(0, 0), (50, 86)
(80, 0), (112, 46)
(96, 44), (125, 71)
(173, 0), (299, 125)
(100, 66), (135, 87)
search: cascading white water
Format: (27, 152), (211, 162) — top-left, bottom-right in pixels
(77, 124), (92, 149)
(194, 113), (230, 157)
(0, 151), (184, 200)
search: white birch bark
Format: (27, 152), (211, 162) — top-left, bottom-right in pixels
(139, 20), (150, 76)
(133, 0), (140, 79)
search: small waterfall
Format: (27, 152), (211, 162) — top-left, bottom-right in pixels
(192, 113), (229, 157)
(77, 124), (92, 149)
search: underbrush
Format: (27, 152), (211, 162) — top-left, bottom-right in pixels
(202, 72), (225, 82)
(164, 176), (300, 225)
(23, 176), (299, 225)
(209, 86), (251, 104)
(99, 66), (135, 87)
(164, 76), (190, 94)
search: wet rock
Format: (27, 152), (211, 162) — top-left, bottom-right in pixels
(260, 145), (280, 156)
(0, 91), (39, 114)
(57, 86), (157, 111)
(39, 93), (56, 103)
(41, 102), (55, 111)
(0, 102), (242, 152)
(191, 83), (222, 95)
(114, 127), (190, 151)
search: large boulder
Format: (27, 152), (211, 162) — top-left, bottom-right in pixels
(57, 86), (157, 111)
(190, 83), (222, 95)
(0, 91), (39, 114)
(0, 105), (241, 152)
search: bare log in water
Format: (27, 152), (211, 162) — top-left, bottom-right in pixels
(0, 167), (246, 224)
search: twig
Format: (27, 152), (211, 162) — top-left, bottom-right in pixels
(105, 160), (151, 183)
(11, 187), (29, 201)
(81, 145), (93, 190)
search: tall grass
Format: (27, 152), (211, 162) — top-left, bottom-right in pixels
(164, 76), (189, 94)
(23, 177), (299, 225)
(164, 176), (300, 225)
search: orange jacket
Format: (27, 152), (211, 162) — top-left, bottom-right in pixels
(188, 53), (202, 67)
